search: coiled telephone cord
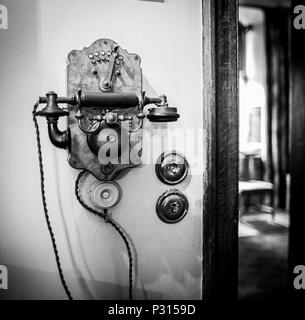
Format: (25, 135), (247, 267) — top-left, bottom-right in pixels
(33, 103), (133, 300)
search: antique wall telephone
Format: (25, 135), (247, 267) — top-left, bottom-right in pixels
(33, 39), (189, 300)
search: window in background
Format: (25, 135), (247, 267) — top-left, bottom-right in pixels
(239, 8), (267, 161)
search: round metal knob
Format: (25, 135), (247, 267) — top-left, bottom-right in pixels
(103, 80), (111, 89)
(105, 112), (118, 123)
(156, 189), (188, 224)
(155, 151), (189, 185)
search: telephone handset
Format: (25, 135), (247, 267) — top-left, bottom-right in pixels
(33, 39), (188, 300)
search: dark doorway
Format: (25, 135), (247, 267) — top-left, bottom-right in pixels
(238, 3), (290, 299)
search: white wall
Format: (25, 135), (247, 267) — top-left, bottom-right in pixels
(0, 0), (203, 300)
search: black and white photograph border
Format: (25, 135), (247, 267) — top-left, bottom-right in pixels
(0, 0), (305, 311)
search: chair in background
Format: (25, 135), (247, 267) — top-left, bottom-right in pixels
(239, 151), (274, 219)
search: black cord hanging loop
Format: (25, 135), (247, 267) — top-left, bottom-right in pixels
(33, 102), (73, 300)
(33, 102), (133, 301)
(74, 170), (133, 300)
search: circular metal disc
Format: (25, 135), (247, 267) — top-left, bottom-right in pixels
(147, 107), (180, 122)
(155, 151), (189, 185)
(156, 189), (188, 224)
(89, 180), (121, 209)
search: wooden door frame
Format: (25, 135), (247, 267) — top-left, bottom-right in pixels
(288, 0), (305, 299)
(202, 0), (239, 299)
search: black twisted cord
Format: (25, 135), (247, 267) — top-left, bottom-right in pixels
(32, 103), (73, 300)
(75, 170), (133, 300)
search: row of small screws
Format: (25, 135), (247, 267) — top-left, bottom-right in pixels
(90, 69), (121, 76)
(88, 51), (124, 65)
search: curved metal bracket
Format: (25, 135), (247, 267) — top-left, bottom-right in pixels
(47, 117), (70, 150)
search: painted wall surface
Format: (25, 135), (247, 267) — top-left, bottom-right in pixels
(0, 0), (203, 300)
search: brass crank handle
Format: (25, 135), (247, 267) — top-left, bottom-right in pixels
(99, 45), (119, 92)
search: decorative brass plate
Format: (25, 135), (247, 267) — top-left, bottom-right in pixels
(67, 38), (143, 180)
